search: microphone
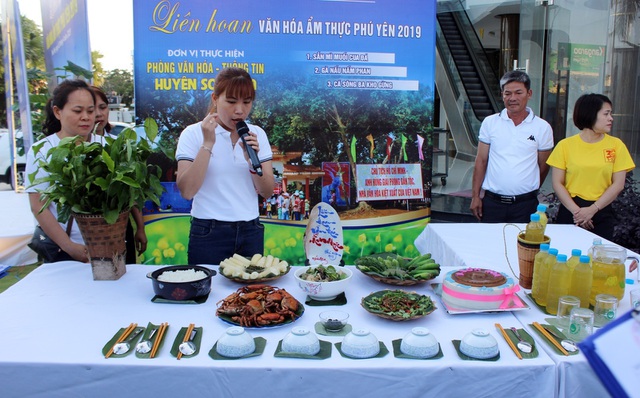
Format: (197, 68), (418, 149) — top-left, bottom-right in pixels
(236, 120), (263, 176)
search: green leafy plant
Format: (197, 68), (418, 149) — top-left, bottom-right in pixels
(29, 118), (164, 224)
(612, 172), (640, 252)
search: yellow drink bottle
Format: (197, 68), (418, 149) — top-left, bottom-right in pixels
(566, 249), (582, 277)
(524, 213), (544, 243)
(536, 204), (548, 234)
(531, 243), (550, 301)
(535, 248), (558, 307)
(546, 254), (570, 315)
(569, 255), (593, 308)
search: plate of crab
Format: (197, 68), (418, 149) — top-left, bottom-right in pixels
(216, 284), (305, 328)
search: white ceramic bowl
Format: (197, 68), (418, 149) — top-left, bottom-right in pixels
(215, 326), (255, 358)
(319, 310), (349, 332)
(400, 327), (439, 358)
(281, 327), (320, 355)
(459, 328), (498, 359)
(341, 328), (380, 358)
(294, 266), (353, 301)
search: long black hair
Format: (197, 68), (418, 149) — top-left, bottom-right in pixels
(42, 79), (96, 136)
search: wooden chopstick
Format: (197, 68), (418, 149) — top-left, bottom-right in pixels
(532, 322), (569, 356)
(150, 322), (168, 358)
(105, 322), (137, 358)
(495, 323), (522, 360)
(177, 323), (195, 360)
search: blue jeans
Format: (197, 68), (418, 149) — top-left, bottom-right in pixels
(188, 217), (265, 265)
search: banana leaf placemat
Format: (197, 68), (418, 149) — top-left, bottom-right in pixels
(503, 328), (539, 359)
(305, 292), (347, 306)
(151, 293), (209, 304)
(530, 323), (580, 356)
(334, 342), (389, 359)
(274, 340), (332, 359)
(136, 322), (164, 359)
(314, 322), (352, 336)
(102, 326), (145, 358)
(451, 340), (500, 361)
(525, 293), (552, 315)
(170, 326), (203, 358)
(392, 339), (443, 360)
(209, 337), (266, 360)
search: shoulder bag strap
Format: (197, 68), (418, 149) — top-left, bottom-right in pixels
(65, 217), (74, 236)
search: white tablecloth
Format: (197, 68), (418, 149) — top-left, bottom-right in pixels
(0, 262), (556, 398)
(415, 223), (639, 398)
(0, 191), (37, 266)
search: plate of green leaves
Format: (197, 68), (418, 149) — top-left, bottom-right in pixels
(361, 289), (436, 321)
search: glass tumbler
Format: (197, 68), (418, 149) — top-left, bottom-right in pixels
(556, 295), (580, 330)
(630, 288), (640, 309)
(568, 307), (594, 342)
(594, 294), (618, 327)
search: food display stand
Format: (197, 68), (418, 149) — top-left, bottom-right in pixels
(415, 222), (639, 398)
(0, 261), (555, 398)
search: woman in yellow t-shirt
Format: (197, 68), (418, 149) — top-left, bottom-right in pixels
(547, 93), (635, 240)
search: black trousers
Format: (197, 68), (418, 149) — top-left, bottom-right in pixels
(481, 193), (538, 223)
(125, 220), (136, 264)
(556, 196), (615, 241)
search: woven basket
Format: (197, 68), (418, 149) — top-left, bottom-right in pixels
(74, 211), (129, 280)
(516, 232), (551, 289)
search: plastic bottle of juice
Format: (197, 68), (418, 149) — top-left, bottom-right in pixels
(524, 213), (544, 242)
(536, 203), (548, 233)
(531, 243), (550, 301)
(569, 255), (593, 308)
(535, 248), (558, 307)
(546, 254), (570, 315)
(567, 249), (582, 272)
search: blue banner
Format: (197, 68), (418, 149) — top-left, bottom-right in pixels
(132, 0), (437, 265)
(1, 0), (33, 187)
(40, 0), (92, 87)
(133, 0), (436, 124)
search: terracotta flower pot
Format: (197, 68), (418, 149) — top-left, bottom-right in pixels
(73, 210), (130, 280)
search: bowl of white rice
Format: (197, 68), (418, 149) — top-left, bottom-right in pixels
(147, 265), (216, 301)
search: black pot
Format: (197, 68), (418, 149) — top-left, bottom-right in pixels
(147, 265), (216, 301)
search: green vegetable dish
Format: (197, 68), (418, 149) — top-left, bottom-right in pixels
(361, 290), (436, 321)
(299, 265), (347, 282)
(355, 252), (441, 285)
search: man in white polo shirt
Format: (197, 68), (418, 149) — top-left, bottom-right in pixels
(470, 70), (554, 223)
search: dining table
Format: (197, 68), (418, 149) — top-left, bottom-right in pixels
(0, 191), (37, 266)
(415, 222), (639, 398)
(0, 259), (557, 398)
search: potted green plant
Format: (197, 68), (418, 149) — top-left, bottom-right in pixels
(613, 172), (640, 253)
(30, 118), (164, 279)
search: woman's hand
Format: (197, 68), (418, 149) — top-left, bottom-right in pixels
(135, 228), (148, 255)
(67, 242), (89, 263)
(201, 113), (218, 147)
(573, 206), (597, 229)
(239, 130), (259, 164)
